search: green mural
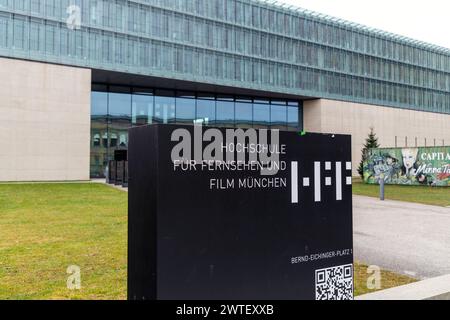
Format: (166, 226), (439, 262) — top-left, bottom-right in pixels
(363, 147), (450, 186)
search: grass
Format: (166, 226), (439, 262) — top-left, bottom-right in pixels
(353, 262), (416, 296)
(353, 179), (450, 207)
(0, 183), (127, 300)
(0, 183), (416, 299)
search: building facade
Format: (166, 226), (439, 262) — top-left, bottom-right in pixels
(0, 0), (449, 180)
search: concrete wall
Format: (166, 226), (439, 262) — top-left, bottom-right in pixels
(304, 99), (450, 176)
(0, 58), (91, 181)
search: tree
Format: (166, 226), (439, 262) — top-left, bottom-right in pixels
(358, 127), (380, 179)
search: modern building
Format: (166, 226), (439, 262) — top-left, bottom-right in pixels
(0, 0), (449, 181)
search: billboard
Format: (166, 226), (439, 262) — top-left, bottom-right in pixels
(363, 146), (450, 186)
(128, 124), (353, 300)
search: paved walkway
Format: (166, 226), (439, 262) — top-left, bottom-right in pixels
(353, 195), (450, 279)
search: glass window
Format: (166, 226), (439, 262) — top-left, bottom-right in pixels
(93, 133), (101, 147)
(176, 97), (196, 124)
(253, 103), (270, 129)
(91, 91), (108, 118)
(108, 91), (131, 160)
(154, 90), (176, 124)
(298, 103), (304, 131)
(177, 91), (196, 99)
(271, 104), (287, 129)
(235, 96), (252, 103)
(216, 94), (233, 101)
(271, 99), (287, 106)
(197, 92), (215, 100)
(110, 132), (118, 148)
(89, 84), (308, 178)
(109, 85), (130, 94)
(235, 102), (252, 128)
(216, 100), (235, 128)
(287, 106), (299, 132)
(109, 91), (132, 117)
(132, 93), (153, 126)
(196, 99), (216, 126)
(253, 98), (270, 104)
(90, 91), (109, 178)
(102, 132), (108, 149)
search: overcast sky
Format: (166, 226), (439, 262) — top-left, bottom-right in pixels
(278, 0), (450, 49)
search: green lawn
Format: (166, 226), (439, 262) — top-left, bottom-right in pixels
(0, 183), (415, 299)
(0, 183), (127, 300)
(353, 262), (416, 296)
(353, 179), (450, 207)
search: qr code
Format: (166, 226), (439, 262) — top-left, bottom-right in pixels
(315, 264), (353, 300)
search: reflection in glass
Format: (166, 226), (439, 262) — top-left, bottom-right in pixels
(110, 133), (118, 147)
(253, 103), (270, 129)
(90, 91), (108, 178)
(177, 91), (196, 99)
(299, 103), (303, 131)
(132, 93), (153, 126)
(109, 92), (132, 117)
(90, 86), (303, 178)
(271, 100), (287, 106)
(235, 102), (253, 128)
(92, 91), (108, 117)
(287, 106), (299, 131)
(235, 96), (252, 103)
(271, 104), (287, 130)
(197, 92), (215, 100)
(93, 133), (101, 147)
(176, 97), (196, 124)
(254, 98), (270, 104)
(196, 99), (216, 125)
(154, 92), (176, 124)
(108, 91), (131, 161)
(216, 100), (235, 127)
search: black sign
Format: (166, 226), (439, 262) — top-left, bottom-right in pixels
(128, 124), (353, 300)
